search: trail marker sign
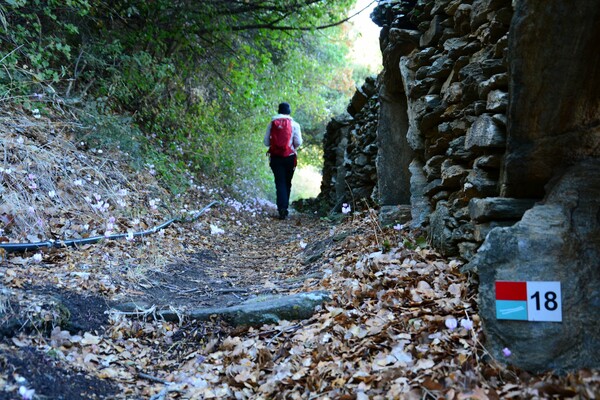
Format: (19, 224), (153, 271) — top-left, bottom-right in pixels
(495, 281), (562, 322)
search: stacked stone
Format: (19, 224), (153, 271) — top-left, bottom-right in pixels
(318, 77), (379, 210)
(318, 116), (352, 208)
(372, 0), (600, 371)
(344, 77), (380, 204)
(377, 0), (514, 258)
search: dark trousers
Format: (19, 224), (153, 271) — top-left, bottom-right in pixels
(270, 155), (296, 214)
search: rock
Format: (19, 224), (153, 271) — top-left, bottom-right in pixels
(473, 220), (515, 242)
(486, 89), (508, 112)
(441, 160), (468, 188)
(408, 78), (438, 99)
(444, 38), (481, 60)
(471, 0), (502, 31)
(438, 119), (471, 138)
(474, 154), (502, 169)
(429, 55), (454, 79)
(477, 20), (508, 45)
(463, 167), (499, 198)
(442, 82), (463, 104)
(426, 135), (451, 157)
(424, 178), (444, 196)
(420, 15), (444, 47)
(469, 197), (536, 222)
(382, 29), (420, 98)
(377, 85), (412, 205)
(465, 160), (600, 371)
(464, 114), (506, 151)
(453, 4), (472, 35)
(458, 241), (479, 260)
(424, 155), (445, 179)
(447, 136), (475, 161)
(379, 205), (412, 226)
(355, 154), (368, 166)
(444, 0), (464, 16)
(431, 0), (452, 16)
(478, 73), (508, 98)
(409, 159), (433, 227)
(183, 291), (332, 327)
(459, 62), (487, 103)
(501, 0), (600, 198)
(347, 88), (368, 116)
(429, 201), (459, 256)
(431, 190), (449, 203)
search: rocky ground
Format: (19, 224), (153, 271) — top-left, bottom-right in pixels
(1, 108), (599, 399)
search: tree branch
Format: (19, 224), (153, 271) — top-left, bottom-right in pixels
(228, 0), (377, 32)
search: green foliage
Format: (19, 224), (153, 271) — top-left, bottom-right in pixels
(1, 0), (358, 199)
(76, 102), (146, 168)
(298, 144), (324, 168)
(76, 102), (191, 194)
(0, 0), (90, 98)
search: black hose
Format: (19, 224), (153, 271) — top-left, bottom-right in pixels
(0, 200), (220, 253)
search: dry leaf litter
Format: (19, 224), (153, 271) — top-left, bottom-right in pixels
(0, 107), (599, 399)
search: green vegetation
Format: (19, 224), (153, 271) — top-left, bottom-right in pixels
(0, 0), (361, 198)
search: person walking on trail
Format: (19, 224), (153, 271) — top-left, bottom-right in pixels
(264, 102), (303, 220)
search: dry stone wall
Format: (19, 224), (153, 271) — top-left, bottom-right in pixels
(318, 0), (600, 372)
(321, 0), (522, 258)
(317, 77), (380, 210)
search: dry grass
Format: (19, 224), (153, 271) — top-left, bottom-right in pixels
(0, 109), (167, 243)
(0, 107), (194, 281)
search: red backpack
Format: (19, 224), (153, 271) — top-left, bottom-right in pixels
(268, 118), (293, 157)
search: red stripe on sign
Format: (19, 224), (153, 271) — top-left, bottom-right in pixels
(496, 281), (527, 300)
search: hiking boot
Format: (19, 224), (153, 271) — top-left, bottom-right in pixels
(278, 209), (288, 220)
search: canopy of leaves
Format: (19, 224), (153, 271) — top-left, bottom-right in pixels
(0, 0), (358, 196)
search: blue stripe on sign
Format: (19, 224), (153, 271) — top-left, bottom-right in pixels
(496, 300), (528, 320)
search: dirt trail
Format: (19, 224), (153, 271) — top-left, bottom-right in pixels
(1, 205), (335, 399)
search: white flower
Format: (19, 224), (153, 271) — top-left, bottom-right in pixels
(393, 223), (403, 231)
(445, 317), (458, 330)
(460, 318), (474, 330)
(48, 190), (56, 198)
(341, 203), (351, 214)
(299, 240), (307, 249)
(210, 224), (224, 235)
(32, 253), (43, 263)
(19, 386), (35, 400)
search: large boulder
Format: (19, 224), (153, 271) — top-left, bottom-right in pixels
(466, 160), (600, 371)
(500, 0), (600, 197)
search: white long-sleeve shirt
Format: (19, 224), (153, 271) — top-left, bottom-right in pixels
(264, 114), (303, 155)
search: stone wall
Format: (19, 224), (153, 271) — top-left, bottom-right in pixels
(318, 0), (600, 372)
(317, 77), (379, 210)
(322, 0), (521, 257)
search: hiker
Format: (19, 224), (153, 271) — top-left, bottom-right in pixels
(264, 102), (303, 220)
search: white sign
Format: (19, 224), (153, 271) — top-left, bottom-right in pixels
(526, 281), (562, 322)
